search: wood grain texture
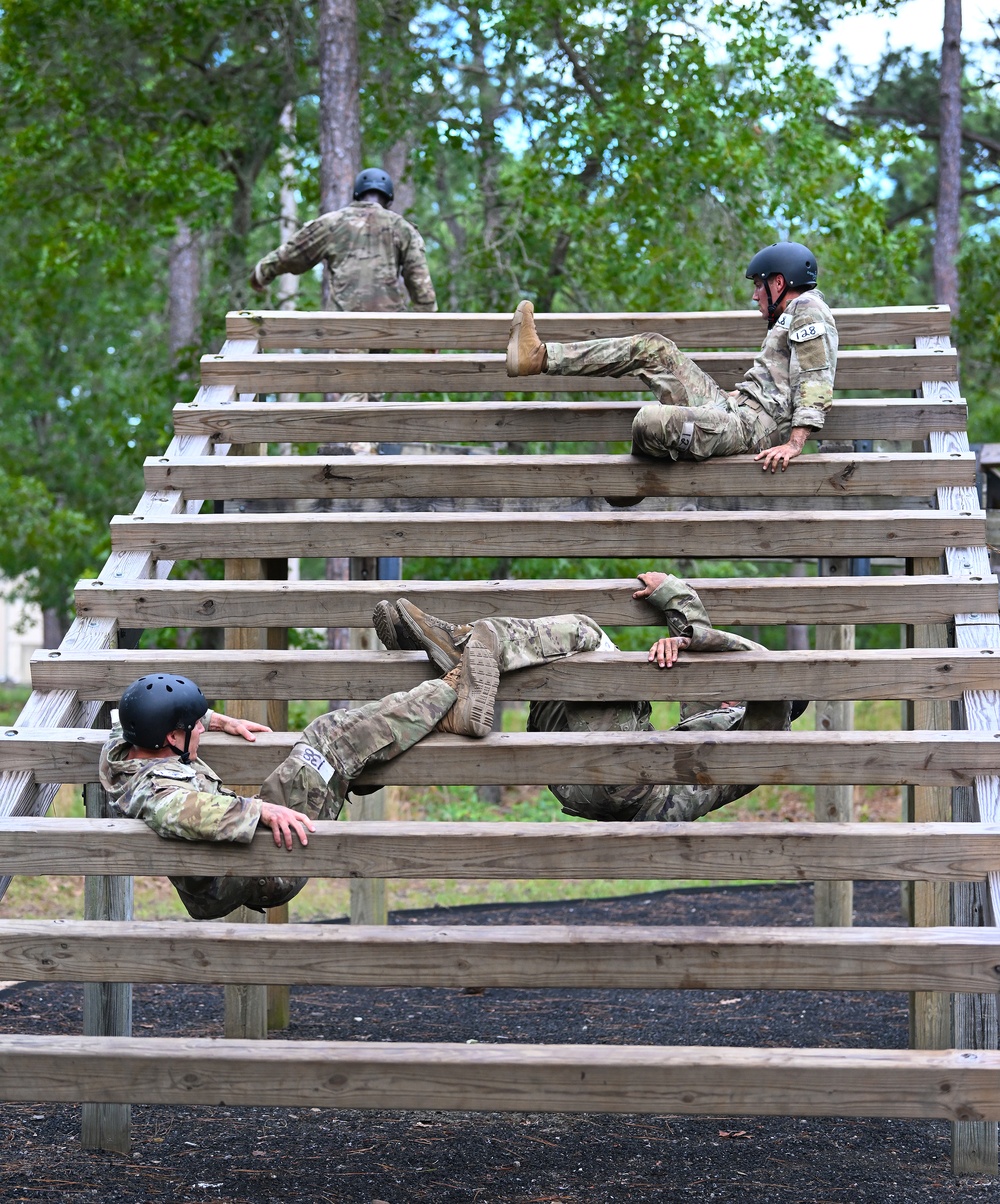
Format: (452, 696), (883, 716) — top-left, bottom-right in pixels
(200, 349), (959, 394)
(225, 306), (953, 350)
(0, 1035), (998, 1119)
(144, 452), (976, 500)
(3, 920), (1000, 992)
(2, 818), (1000, 881)
(5, 728), (998, 787)
(74, 575), (999, 629)
(172, 399), (968, 443)
(29, 646), (1000, 703)
(107, 510), (986, 560)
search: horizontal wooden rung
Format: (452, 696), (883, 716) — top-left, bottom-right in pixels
(5, 727), (1000, 788)
(143, 452), (976, 501)
(172, 398), (968, 444)
(1, 1035), (996, 1117)
(4, 728), (999, 786)
(28, 646), (1000, 703)
(200, 348), (959, 394)
(2, 818), (1000, 881)
(225, 305), (953, 350)
(73, 574), (1000, 630)
(2, 920), (998, 992)
(107, 510), (986, 560)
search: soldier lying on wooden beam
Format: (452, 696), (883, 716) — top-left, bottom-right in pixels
(375, 572), (805, 825)
(506, 241), (838, 505)
(99, 622), (502, 920)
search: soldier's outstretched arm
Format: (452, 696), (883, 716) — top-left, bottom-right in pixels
(250, 216), (335, 291)
(634, 571), (764, 653)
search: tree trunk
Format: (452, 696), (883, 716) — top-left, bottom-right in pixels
(383, 138), (416, 219)
(933, 0), (962, 322)
(168, 219), (201, 364)
(318, 0), (361, 218)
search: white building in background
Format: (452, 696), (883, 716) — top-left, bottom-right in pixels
(0, 583), (43, 684)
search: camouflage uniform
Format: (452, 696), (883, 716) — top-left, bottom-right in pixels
(251, 198), (438, 405)
(545, 291), (838, 460)
(482, 576), (791, 822)
(99, 678), (456, 919)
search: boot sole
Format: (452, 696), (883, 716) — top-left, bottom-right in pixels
(373, 601), (401, 651)
(455, 631), (500, 737)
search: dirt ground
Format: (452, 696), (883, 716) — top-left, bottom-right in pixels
(0, 880), (997, 1204)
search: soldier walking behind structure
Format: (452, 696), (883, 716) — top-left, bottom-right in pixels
(249, 167), (437, 405)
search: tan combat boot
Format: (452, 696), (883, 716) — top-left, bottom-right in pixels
(436, 621), (501, 738)
(373, 600), (421, 652)
(506, 300), (548, 377)
(397, 598), (474, 671)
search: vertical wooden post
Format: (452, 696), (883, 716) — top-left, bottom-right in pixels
(349, 555), (388, 925)
(952, 767), (1000, 1175)
(223, 472), (271, 1038)
(265, 556), (291, 1031)
(908, 554), (953, 1052)
(82, 776), (133, 1154)
(814, 557), (854, 927)
(223, 905), (267, 1039)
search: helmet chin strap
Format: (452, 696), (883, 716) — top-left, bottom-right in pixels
(166, 730), (194, 764)
(765, 275), (789, 329)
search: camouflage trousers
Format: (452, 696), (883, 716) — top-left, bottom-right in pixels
(175, 678), (456, 919)
(483, 610), (791, 823)
(259, 677), (457, 818)
(547, 334), (784, 460)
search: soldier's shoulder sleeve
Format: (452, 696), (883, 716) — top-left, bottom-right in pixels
(121, 761), (260, 843)
(253, 214), (337, 285)
(399, 216), (437, 313)
(786, 292), (837, 431)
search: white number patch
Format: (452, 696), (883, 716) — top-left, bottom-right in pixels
(789, 321), (825, 343)
(299, 745), (335, 784)
(773, 313), (791, 330)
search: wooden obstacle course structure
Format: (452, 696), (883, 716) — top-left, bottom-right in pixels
(2, 302), (999, 1175)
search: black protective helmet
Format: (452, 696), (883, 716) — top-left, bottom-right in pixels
(745, 241), (818, 289)
(745, 241), (818, 327)
(119, 674), (208, 761)
(353, 168), (394, 202)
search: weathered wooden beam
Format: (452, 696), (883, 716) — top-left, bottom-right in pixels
(225, 305), (953, 350)
(144, 451), (976, 501)
(5, 728), (997, 787)
(107, 510), (986, 561)
(1, 1035), (1000, 1118)
(200, 348), (959, 394)
(172, 398), (968, 444)
(2, 818), (1000, 882)
(28, 646), (1000, 704)
(3, 920), (1000, 993)
(74, 575), (999, 630)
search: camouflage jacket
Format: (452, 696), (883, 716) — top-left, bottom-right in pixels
(251, 200), (437, 312)
(646, 575), (763, 655)
(99, 713), (261, 843)
(736, 290), (838, 432)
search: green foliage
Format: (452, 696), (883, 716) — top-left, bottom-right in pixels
(2, 0), (994, 619)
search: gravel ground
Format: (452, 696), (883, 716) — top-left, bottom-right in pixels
(0, 881), (997, 1203)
